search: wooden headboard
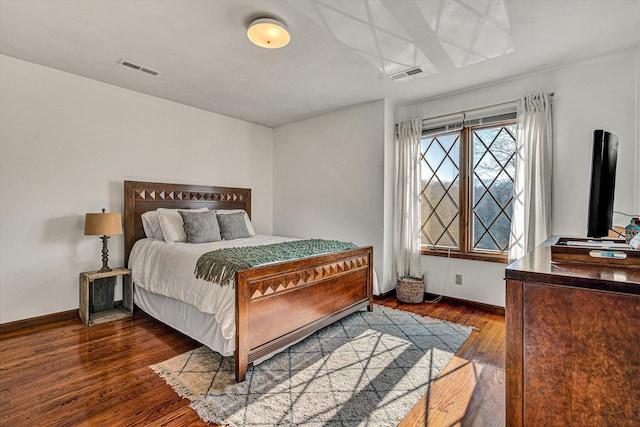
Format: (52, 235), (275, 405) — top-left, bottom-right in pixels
(123, 180), (251, 264)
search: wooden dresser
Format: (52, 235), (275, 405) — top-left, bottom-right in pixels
(505, 243), (639, 426)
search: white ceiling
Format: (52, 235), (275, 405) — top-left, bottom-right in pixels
(1, 0), (639, 128)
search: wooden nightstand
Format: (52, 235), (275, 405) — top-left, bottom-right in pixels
(79, 268), (133, 326)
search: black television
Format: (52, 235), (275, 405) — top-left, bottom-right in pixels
(587, 129), (618, 238)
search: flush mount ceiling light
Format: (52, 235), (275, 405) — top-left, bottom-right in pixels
(247, 18), (290, 49)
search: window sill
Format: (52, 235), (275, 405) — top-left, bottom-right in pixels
(421, 248), (508, 264)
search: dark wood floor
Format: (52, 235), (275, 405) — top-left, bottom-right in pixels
(0, 297), (505, 426)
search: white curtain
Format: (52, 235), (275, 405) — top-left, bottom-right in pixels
(394, 119), (423, 279)
(509, 93), (553, 261)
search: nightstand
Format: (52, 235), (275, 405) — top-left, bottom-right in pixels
(79, 268), (133, 326)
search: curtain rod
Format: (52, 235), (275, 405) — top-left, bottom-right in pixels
(464, 92), (556, 115)
(400, 92), (555, 126)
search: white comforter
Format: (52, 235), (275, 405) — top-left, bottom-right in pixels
(129, 235), (298, 340)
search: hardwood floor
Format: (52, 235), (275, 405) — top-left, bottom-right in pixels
(0, 298), (505, 426)
(383, 299), (506, 427)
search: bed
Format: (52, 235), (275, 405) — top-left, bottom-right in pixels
(123, 180), (373, 382)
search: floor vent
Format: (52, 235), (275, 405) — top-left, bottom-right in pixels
(118, 59), (159, 76)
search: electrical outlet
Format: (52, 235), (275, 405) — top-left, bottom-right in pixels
(455, 274), (463, 285)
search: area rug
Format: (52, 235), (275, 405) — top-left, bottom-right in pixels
(150, 304), (473, 426)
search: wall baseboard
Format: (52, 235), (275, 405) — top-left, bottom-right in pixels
(0, 309), (79, 335)
(424, 292), (505, 315)
(375, 289), (505, 316)
(2, 291), (504, 335)
(373, 289), (397, 300)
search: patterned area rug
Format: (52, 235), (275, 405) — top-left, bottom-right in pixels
(150, 305), (472, 426)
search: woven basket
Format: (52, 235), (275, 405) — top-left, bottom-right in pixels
(396, 277), (424, 304)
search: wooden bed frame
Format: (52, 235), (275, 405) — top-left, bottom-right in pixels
(123, 180), (373, 382)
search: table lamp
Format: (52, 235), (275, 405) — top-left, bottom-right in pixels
(84, 209), (122, 272)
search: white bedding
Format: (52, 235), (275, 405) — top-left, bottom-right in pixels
(135, 285), (236, 356)
(129, 234), (299, 340)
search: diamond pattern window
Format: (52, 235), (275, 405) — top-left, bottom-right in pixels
(421, 133), (461, 248)
(421, 121), (516, 262)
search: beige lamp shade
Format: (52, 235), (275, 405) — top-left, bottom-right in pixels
(84, 211), (122, 236)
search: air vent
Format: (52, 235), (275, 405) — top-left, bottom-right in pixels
(388, 66), (424, 81)
(121, 61), (141, 70)
(140, 68), (158, 76)
(118, 59), (159, 76)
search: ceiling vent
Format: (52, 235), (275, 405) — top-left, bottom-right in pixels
(388, 66), (425, 81)
(118, 59), (159, 76)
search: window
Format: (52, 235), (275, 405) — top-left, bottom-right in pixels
(420, 116), (517, 262)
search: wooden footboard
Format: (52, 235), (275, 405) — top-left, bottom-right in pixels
(234, 246), (373, 382)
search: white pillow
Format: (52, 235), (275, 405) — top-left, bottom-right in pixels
(215, 209), (256, 236)
(157, 207), (209, 243)
(141, 211), (163, 240)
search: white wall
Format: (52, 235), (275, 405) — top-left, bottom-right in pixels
(3, 48), (638, 322)
(273, 100), (390, 293)
(0, 55), (274, 323)
(382, 99), (396, 293)
(398, 48), (639, 307)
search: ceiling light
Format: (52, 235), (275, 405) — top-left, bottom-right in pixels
(247, 18), (290, 49)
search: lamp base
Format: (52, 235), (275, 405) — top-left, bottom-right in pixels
(99, 235), (112, 272)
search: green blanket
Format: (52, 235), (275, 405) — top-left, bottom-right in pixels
(195, 239), (358, 285)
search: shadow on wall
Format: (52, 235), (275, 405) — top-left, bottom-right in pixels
(109, 180), (124, 214)
(42, 214), (85, 242)
(42, 214), (102, 271)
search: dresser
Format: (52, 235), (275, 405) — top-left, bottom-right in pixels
(505, 243), (639, 426)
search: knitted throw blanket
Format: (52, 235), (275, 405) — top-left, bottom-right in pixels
(195, 239), (358, 286)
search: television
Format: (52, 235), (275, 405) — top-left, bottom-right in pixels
(587, 129), (618, 238)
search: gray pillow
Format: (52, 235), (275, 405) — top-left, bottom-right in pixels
(217, 212), (251, 240)
(179, 210), (221, 243)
